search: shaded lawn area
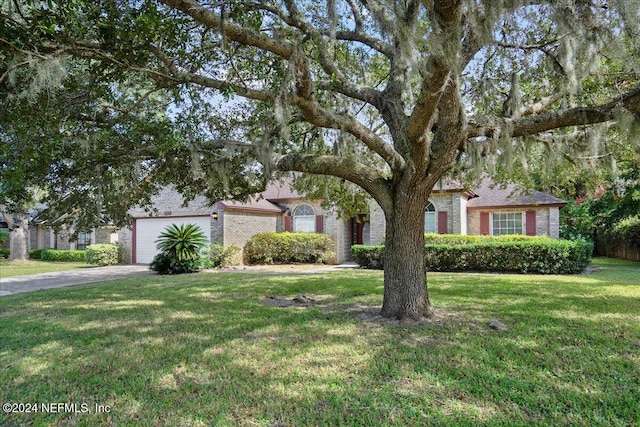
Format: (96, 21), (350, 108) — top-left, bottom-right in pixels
(1, 258), (638, 426)
(0, 259), (94, 278)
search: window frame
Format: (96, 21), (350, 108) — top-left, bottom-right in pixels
(292, 204), (316, 233)
(424, 201), (437, 234)
(490, 211), (524, 236)
(76, 231), (92, 250)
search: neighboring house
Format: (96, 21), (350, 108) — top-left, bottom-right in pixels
(0, 213), (118, 252)
(117, 176), (567, 264)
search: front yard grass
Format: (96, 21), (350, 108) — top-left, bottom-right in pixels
(0, 259), (94, 278)
(1, 258), (639, 426)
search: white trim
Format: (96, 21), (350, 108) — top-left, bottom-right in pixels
(424, 201), (437, 234)
(292, 203), (316, 233)
(490, 211), (525, 236)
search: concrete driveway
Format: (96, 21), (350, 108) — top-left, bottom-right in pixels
(0, 265), (153, 296)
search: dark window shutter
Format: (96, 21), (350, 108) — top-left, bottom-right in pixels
(526, 211), (537, 236)
(480, 212), (490, 235)
(316, 215), (324, 233)
(437, 211), (448, 234)
(284, 215), (292, 232)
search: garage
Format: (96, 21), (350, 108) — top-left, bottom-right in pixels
(134, 216), (211, 264)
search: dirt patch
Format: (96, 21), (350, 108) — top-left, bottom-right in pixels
(259, 294), (321, 308)
(351, 305), (480, 327)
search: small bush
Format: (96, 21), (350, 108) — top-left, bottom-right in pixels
(0, 229), (9, 246)
(351, 245), (385, 269)
(39, 249), (87, 262)
(116, 243), (131, 264)
(0, 248), (9, 259)
(150, 252), (204, 275)
(155, 223), (208, 261)
(209, 244), (240, 268)
(86, 244), (119, 266)
(352, 235), (593, 274)
(150, 223), (209, 275)
(28, 249), (46, 260)
(244, 232), (336, 265)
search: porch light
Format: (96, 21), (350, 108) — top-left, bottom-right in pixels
(211, 212), (219, 220)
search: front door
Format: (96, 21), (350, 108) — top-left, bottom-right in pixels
(351, 214), (370, 245)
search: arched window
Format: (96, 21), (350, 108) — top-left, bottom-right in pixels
(293, 204), (316, 232)
(424, 202), (437, 234)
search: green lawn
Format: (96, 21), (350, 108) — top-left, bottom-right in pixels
(0, 259), (94, 278)
(1, 258), (639, 426)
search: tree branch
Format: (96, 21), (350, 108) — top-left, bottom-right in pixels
(275, 153), (390, 210)
(259, 0), (383, 107)
(466, 85), (640, 139)
(158, 0), (295, 59)
(291, 95), (405, 172)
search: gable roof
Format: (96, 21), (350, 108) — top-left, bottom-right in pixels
(216, 179), (298, 214)
(261, 179), (302, 201)
(466, 177), (566, 209)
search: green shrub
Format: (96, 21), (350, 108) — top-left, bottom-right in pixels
(244, 232), (336, 265)
(39, 249), (87, 262)
(150, 252), (204, 275)
(0, 229), (9, 246)
(151, 223), (209, 275)
(351, 245), (385, 269)
(352, 235), (593, 274)
(86, 244), (119, 266)
(604, 216), (640, 251)
(0, 248), (9, 259)
(209, 244), (240, 268)
(155, 223), (208, 261)
(28, 249), (46, 259)
(116, 243), (131, 264)
(424, 233), (547, 245)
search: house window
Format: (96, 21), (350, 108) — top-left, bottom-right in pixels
(77, 231), (92, 250)
(362, 222), (371, 245)
(293, 204), (316, 232)
(424, 202), (437, 234)
(492, 212), (523, 236)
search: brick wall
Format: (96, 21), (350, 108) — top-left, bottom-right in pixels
(467, 208), (557, 237)
(369, 202), (385, 245)
(128, 186), (215, 218)
(118, 227), (133, 263)
(223, 211), (279, 262)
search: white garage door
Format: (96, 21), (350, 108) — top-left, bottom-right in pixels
(135, 217), (211, 264)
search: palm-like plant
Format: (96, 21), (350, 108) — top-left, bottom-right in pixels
(155, 223), (208, 261)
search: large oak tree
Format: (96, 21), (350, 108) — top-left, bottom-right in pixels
(1, 1), (639, 319)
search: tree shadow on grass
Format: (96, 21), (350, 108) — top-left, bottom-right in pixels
(1, 270), (639, 426)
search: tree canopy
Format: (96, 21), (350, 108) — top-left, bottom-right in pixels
(1, 0), (639, 319)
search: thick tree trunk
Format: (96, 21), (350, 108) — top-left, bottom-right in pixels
(381, 190), (431, 320)
(5, 213), (29, 261)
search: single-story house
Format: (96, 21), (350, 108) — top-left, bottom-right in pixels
(117, 176), (567, 264)
(0, 212), (118, 252)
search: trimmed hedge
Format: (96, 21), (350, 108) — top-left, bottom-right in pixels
(352, 236), (593, 274)
(39, 249), (87, 262)
(244, 232), (337, 265)
(28, 249), (46, 259)
(424, 233), (547, 245)
(0, 248), (9, 259)
(86, 244), (119, 266)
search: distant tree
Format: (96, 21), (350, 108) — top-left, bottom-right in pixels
(2, 1), (639, 319)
